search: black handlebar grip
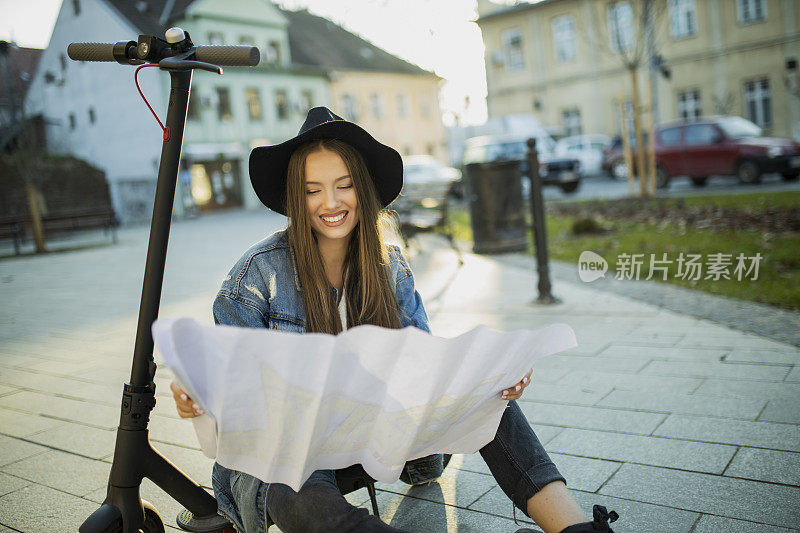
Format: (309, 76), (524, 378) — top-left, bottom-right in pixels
(194, 46), (260, 66)
(67, 42), (117, 62)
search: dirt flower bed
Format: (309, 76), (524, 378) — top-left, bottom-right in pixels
(545, 197), (800, 234)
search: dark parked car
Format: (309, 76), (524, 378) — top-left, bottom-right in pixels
(462, 134), (581, 194)
(654, 116), (800, 187)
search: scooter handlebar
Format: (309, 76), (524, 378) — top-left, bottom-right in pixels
(194, 46), (260, 66)
(67, 42), (117, 62)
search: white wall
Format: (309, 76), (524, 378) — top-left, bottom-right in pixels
(25, 0), (165, 223)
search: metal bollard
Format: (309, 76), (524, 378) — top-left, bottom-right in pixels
(526, 138), (560, 304)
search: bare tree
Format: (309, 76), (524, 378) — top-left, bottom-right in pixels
(578, 0), (667, 198)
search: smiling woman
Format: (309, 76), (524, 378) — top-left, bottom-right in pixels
(169, 106), (617, 533)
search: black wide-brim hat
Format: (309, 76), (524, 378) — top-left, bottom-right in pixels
(249, 106), (403, 215)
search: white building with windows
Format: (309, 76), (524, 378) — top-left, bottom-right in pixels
(25, 0), (331, 223)
(476, 0), (799, 141)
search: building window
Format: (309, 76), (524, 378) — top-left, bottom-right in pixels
(426, 144), (435, 156)
(69, 113), (76, 130)
(208, 32), (224, 45)
(396, 93), (409, 118)
(275, 90), (289, 120)
(552, 15), (576, 63)
(73, 0), (80, 16)
(669, 0), (697, 39)
(738, 0), (766, 24)
(187, 88), (201, 120)
(420, 100), (431, 118)
(607, 2), (634, 52)
(239, 36), (255, 46)
(216, 87), (232, 121)
(501, 29), (524, 71)
(340, 93), (357, 122)
(88, 107), (95, 124)
(265, 41), (280, 66)
(743, 78), (771, 128)
(246, 88), (262, 120)
(370, 93), (384, 119)
(300, 90), (314, 112)
(677, 89), (702, 120)
(562, 108), (582, 136)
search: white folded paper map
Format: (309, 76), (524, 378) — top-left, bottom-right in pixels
(152, 318), (577, 491)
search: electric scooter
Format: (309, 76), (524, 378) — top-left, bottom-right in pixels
(68, 28), (258, 533)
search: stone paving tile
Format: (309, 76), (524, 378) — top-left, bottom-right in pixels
(724, 448), (800, 486)
(25, 421), (116, 460)
(640, 360), (790, 381)
(0, 471), (31, 497)
(470, 485), (699, 533)
(606, 335), (684, 348)
(596, 389), (767, 420)
(549, 452), (620, 492)
(599, 463), (800, 529)
(519, 382), (613, 407)
(0, 406), (63, 437)
(148, 414), (203, 450)
(0, 390), (119, 429)
(654, 414), (800, 451)
(759, 399), (800, 424)
(0, 364), (119, 401)
(372, 488), (539, 532)
(694, 379), (800, 400)
(1, 449), (110, 497)
(376, 463), (497, 509)
(557, 370), (704, 393)
(596, 344), (727, 361)
(547, 428), (736, 474)
(517, 401), (667, 435)
(786, 365), (800, 382)
(692, 514), (798, 533)
(0, 484), (100, 533)
(535, 354), (650, 373)
(676, 335), (795, 351)
(0, 434), (48, 467)
(723, 349), (800, 365)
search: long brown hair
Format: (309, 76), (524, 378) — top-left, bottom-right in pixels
(285, 139), (401, 334)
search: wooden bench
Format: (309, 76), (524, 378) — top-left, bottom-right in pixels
(0, 216), (25, 255)
(0, 209), (118, 255)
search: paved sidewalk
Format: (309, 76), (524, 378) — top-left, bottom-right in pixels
(0, 208), (798, 532)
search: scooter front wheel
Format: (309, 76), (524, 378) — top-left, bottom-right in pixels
(101, 501), (165, 533)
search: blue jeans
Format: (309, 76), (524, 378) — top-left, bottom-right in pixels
(212, 400), (566, 532)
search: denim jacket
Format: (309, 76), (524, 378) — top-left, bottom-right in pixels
(209, 229), (443, 531)
(212, 229), (430, 333)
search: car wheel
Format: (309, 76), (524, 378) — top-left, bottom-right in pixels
(781, 172), (800, 182)
(656, 165), (670, 189)
(612, 160), (628, 180)
(736, 160), (762, 184)
(690, 177), (709, 187)
(560, 181), (580, 194)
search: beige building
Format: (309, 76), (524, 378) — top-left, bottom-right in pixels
(282, 9), (447, 161)
(477, 0), (800, 139)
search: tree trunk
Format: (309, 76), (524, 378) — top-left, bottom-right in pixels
(630, 66), (648, 198)
(25, 183), (46, 253)
(644, 73), (657, 195)
(617, 96), (636, 197)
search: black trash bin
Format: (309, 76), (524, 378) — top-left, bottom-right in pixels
(464, 160), (529, 254)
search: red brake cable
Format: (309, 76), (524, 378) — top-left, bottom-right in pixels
(135, 63), (170, 141)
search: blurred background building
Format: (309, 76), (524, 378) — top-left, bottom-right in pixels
(477, 0), (798, 140)
(21, 0), (445, 224)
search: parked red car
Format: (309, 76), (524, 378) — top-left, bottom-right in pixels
(654, 116), (800, 188)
